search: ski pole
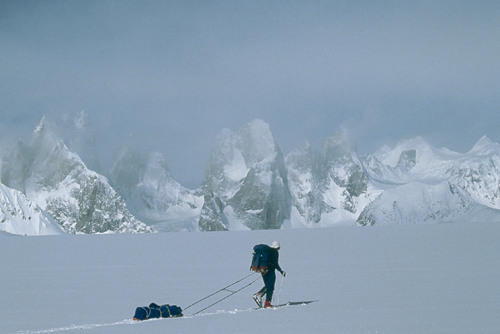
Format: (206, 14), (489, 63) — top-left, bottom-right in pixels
(276, 273), (284, 305)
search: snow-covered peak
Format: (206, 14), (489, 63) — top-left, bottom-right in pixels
(374, 136), (435, 168)
(237, 119), (277, 164)
(0, 183), (65, 236)
(204, 119), (281, 194)
(356, 181), (497, 226)
(322, 129), (350, 150)
(286, 141), (313, 164)
(321, 129), (357, 166)
(366, 136), (471, 184)
(468, 136), (500, 156)
(33, 115), (49, 134)
(1, 122), (154, 234)
(140, 152), (174, 188)
(111, 149), (187, 201)
(202, 119), (290, 230)
(31, 117), (62, 152)
(110, 149), (201, 230)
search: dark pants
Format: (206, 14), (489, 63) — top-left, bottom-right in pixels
(258, 270), (276, 302)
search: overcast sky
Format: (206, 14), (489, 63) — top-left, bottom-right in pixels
(1, 1), (499, 188)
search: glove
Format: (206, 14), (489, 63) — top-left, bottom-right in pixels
(281, 271), (286, 277)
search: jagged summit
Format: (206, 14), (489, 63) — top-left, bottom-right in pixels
(468, 135), (500, 155)
(33, 115), (49, 134)
(322, 130), (353, 164)
(200, 119), (290, 230)
(237, 119), (277, 164)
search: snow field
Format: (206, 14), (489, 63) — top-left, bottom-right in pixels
(1, 222), (500, 333)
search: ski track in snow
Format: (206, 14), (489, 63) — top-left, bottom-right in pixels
(15, 319), (137, 334)
(13, 305), (302, 334)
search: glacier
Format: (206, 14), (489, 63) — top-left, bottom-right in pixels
(3, 222), (500, 333)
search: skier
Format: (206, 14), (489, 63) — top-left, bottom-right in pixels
(253, 241), (286, 308)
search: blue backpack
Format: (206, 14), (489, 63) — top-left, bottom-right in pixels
(251, 244), (271, 273)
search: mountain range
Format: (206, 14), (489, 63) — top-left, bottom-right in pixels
(1, 116), (500, 235)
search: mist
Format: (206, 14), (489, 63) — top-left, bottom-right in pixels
(1, 1), (499, 188)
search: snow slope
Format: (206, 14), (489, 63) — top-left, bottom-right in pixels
(356, 181), (500, 226)
(0, 183), (64, 236)
(2, 222), (499, 333)
(360, 136), (500, 225)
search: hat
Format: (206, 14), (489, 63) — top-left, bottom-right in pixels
(271, 241), (280, 249)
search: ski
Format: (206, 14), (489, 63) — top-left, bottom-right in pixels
(254, 300), (318, 310)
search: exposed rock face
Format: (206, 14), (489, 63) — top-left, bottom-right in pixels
(447, 137), (500, 209)
(319, 131), (368, 213)
(285, 141), (324, 225)
(198, 192), (228, 231)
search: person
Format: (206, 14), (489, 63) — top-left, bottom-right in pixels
(253, 241), (286, 308)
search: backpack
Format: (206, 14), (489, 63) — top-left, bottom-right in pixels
(250, 244), (271, 273)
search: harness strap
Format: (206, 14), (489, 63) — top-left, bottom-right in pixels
(141, 306), (151, 320)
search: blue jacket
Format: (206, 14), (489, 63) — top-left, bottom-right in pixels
(262, 247), (282, 291)
(267, 247), (282, 273)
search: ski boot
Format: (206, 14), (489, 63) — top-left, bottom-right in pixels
(253, 293), (263, 308)
(264, 301), (274, 308)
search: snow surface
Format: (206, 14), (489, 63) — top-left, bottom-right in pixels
(2, 223), (500, 334)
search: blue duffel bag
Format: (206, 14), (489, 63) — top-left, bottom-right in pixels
(133, 303), (183, 321)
